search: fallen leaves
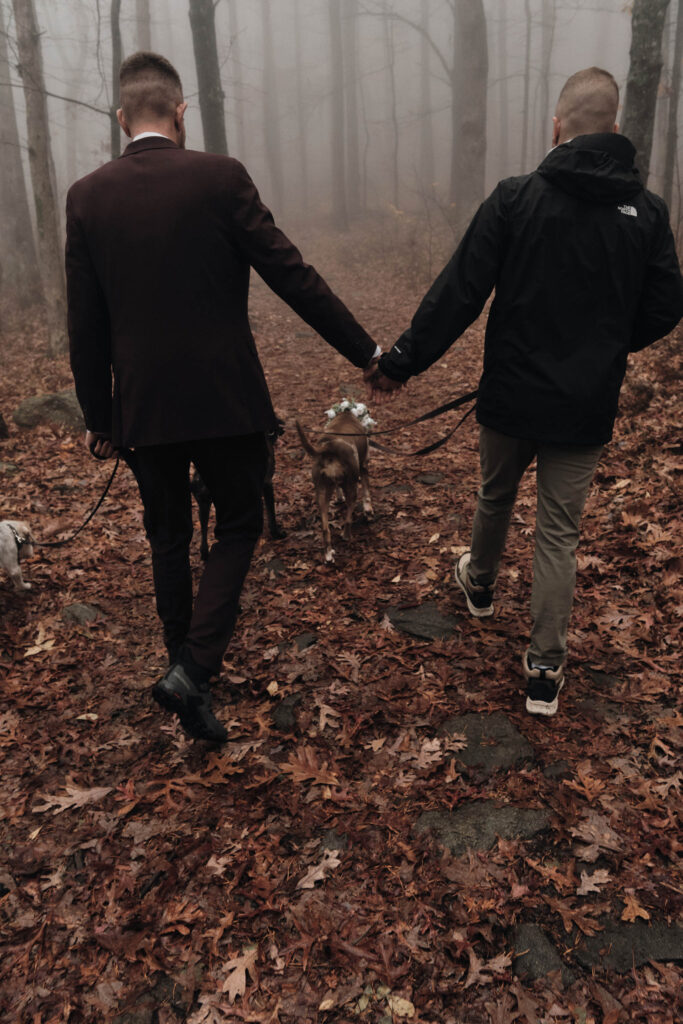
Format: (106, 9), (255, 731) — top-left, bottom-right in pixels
(296, 848), (341, 889)
(278, 745), (340, 786)
(32, 783), (112, 815)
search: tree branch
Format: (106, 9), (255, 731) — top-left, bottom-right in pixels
(0, 79), (109, 116)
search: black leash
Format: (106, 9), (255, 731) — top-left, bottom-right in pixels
(36, 456), (121, 549)
(370, 401), (476, 456)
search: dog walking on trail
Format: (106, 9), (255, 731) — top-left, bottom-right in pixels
(367, 67), (683, 717)
(66, 52), (380, 743)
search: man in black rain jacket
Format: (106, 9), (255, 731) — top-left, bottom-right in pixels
(368, 67), (683, 717)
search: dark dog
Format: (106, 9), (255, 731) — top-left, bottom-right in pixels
(190, 419), (286, 560)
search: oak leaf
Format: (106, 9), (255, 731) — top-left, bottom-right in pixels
(221, 946), (257, 1003)
(296, 849), (341, 889)
(279, 746), (339, 786)
(621, 893), (650, 922)
(576, 869), (611, 896)
(32, 784), (112, 816)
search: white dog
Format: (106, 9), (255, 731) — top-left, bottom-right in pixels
(0, 520), (35, 591)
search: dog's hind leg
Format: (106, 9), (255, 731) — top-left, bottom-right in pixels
(342, 479), (358, 541)
(317, 483), (335, 562)
(360, 464), (373, 518)
(9, 559), (30, 592)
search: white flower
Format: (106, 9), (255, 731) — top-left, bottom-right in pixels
(355, 403), (367, 416)
(326, 408), (336, 419)
(340, 399), (351, 411)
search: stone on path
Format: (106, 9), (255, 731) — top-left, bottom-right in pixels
(294, 631), (317, 652)
(387, 601), (457, 641)
(414, 801), (550, 857)
(573, 920), (683, 973)
(13, 389), (84, 433)
(416, 472), (444, 485)
(513, 923), (574, 984)
(272, 692), (303, 731)
(62, 603), (99, 625)
(265, 556), (286, 577)
(442, 712), (534, 772)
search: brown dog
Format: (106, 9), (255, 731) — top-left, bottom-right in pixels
(296, 410), (373, 563)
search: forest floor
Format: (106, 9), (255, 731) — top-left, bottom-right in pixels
(0, 220), (681, 1024)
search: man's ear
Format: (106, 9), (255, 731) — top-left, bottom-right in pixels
(613, 121), (619, 134)
(552, 115), (561, 147)
(175, 101), (188, 127)
(116, 108), (131, 138)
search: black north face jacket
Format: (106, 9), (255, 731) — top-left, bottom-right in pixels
(380, 134), (683, 445)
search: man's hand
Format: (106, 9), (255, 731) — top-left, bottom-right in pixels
(364, 360), (404, 405)
(85, 430), (116, 460)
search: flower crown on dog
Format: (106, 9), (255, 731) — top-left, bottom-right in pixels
(325, 398), (376, 430)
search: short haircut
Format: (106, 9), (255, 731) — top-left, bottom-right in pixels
(119, 52), (183, 125)
(556, 67), (619, 136)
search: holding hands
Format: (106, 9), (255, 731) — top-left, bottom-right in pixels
(363, 353), (404, 405)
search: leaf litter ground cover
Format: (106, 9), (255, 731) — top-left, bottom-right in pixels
(0, 225), (681, 1023)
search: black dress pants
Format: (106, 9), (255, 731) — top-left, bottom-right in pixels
(129, 434), (268, 680)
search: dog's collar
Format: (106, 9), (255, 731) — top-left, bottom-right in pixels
(7, 524), (27, 551)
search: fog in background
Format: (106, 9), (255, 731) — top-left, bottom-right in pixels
(1, 0), (681, 350)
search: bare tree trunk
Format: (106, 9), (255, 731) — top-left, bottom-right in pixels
(623, 0), (671, 184)
(189, 0), (229, 155)
(382, 6), (399, 209)
(329, 0), (348, 230)
(12, 0), (66, 354)
(419, 0), (435, 191)
(111, 0), (122, 158)
(520, 0), (532, 172)
(453, 0), (488, 238)
(261, 0), (284, 210)
(136, 0), (152, 50)
(228, 0), (247, 161)
(537, 0), (556, 162)
(498, 1), (509, 176)
(343, 0), (361, 215)
(293, 0), (309, 212)
(663, 0), (683, 209)
(0, 0), (41, 308)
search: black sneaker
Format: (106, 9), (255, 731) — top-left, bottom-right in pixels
(152, 664), (227, 742)
(455, 551), (494, 617)
(523, 652), (565, 717)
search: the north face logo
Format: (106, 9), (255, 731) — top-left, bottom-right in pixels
(618, 204), (637, 217)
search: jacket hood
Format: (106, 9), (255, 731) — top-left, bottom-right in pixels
(537, 133), (642, 204)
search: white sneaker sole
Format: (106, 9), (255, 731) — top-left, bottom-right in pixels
(525, 678), (565, 717)
(455, 553), (494, 618)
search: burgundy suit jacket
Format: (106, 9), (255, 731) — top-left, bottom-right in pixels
(66, 137), (376, 447)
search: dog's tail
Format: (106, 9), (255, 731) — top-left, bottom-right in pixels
(295, 420), (322, 458)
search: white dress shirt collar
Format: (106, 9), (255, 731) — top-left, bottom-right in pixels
(132, 131), (173, 142)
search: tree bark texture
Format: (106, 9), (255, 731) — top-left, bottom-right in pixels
(261, 0), (284, 210)
(12, 0), (67, 353)
(189, 0), (229, 155)
(136, 0), (152, 50)
(622, 0), (671, 184)
(110, 0), (122, 158)
(662, 0), (683, 210)
(0, 0), (41, 307)
(452, 0), (488, 238)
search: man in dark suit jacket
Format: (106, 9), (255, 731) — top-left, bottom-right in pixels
(66, 52), (378, 742)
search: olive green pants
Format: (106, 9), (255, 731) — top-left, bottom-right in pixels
(469, 426), (603, 666)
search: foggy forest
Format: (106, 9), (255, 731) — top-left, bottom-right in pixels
(0, 1), (682, 1022)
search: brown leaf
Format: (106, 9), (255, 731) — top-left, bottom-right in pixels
(221, 946), (258, 1003)
(621, 892), (650, 922)
(32, 784), (112, 816)
(279, 746), (340, 786)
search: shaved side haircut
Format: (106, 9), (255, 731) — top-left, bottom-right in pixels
(556, 67), (619, 137)
(119, 52), (183, 126)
